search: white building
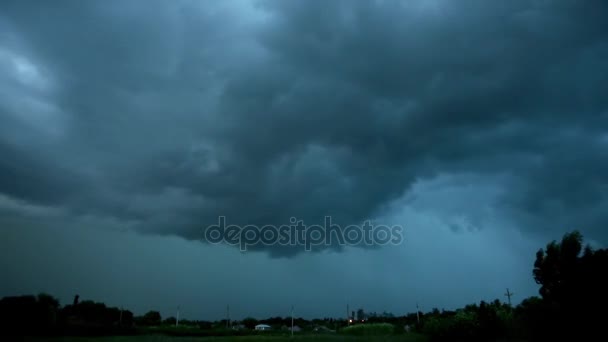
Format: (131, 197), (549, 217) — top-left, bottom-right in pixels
(255, 324), (271, 331)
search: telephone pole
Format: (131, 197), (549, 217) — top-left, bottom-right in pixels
(291, 305), (294, 337)
(226, 305), (230, 329)
(416, 303), (420, 324)
(505, 288), (514, 306)
(176, 306), (180, 327)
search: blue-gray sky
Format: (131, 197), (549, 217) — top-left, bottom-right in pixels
(1, 0), (607, 320)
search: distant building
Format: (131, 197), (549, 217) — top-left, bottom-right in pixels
(255, 324), (271, 331)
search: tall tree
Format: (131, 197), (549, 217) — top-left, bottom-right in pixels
(141, 310), (162, 326)
(533, 230), (608, 338)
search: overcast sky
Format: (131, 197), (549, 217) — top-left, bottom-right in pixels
(1, 0), (607, 320)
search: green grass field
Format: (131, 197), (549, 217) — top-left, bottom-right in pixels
(25, 333), (429, 342)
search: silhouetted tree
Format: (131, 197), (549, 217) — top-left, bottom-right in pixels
(241, 317), (258, 329)
(533, 230), (608, 339)
(512, 296), (552, 341)
(119, 309), (134, 327)
(36, 293), (60, 330)
(140, 310), (162, 326)
(0, 293), (61, 335)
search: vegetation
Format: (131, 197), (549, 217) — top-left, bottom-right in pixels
(23, 335), (428, 342)
(341, 323), (394, 336)
(418, 231), (608, 341)
(2, 230), (607, 341)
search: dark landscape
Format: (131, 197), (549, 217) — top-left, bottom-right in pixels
(3, 231), (607, 341)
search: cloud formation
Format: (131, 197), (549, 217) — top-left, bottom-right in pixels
(1, 0), (607, 257)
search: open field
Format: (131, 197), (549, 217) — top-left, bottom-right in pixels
(24, 334), (429, 342)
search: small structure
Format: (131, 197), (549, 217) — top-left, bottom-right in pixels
(255, 324), (271, 331)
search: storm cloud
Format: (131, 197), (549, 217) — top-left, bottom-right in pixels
(1, 0), (607, 260)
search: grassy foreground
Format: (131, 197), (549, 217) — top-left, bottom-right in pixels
(24, 333), (429, 342)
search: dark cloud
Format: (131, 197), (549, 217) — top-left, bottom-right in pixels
(1, 0), (607, 258)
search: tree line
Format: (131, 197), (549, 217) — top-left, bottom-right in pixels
(418, 230), (608, 341)
(1, 230), (606, 340)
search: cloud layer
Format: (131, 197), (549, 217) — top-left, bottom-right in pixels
(1, 0), (607, 257)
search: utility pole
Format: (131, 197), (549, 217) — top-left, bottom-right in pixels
(416, 303), (420, 324)
(291, 305), (294, 337)
(119, 307), (123, 326)
(226, 305), (230, 329)
(176, 306), (180, 327)
(505, 288), (514, 306)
